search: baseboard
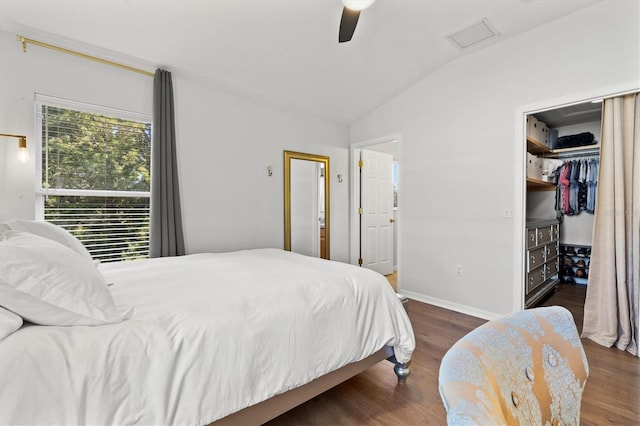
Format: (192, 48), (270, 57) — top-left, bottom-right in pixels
(398, 290), (502, 321)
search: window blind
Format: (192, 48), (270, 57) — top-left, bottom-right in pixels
(37, 96), (151, 263)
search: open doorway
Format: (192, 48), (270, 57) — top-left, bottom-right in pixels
(522, 91), (640, 359)
(523, 100), (602, 314)
(514, 81), (639, 314)
(350, 135), (400, 290)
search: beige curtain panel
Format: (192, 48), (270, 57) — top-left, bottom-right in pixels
(582, 93), (639, 356)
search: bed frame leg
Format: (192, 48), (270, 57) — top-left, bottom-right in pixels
(390, 295), (411, 384)
(393, 362), (411, 384)
(385, 349), (411, 384)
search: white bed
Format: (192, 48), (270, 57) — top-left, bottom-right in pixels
(0, 226), (415, 426)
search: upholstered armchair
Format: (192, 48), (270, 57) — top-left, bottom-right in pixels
(438, 306), (589, 425)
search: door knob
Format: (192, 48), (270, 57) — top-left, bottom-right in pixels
(390, 218), (395, 223)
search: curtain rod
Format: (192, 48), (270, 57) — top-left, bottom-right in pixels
(17, 35), (155, 77)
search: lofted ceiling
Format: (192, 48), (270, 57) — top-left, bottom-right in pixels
(0, 0), (602, 124)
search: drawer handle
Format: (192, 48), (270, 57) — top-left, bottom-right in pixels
(530, 255), (536, 264)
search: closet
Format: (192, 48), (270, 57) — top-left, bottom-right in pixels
(524, 101), (602, 307)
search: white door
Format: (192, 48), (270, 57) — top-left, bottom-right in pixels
(360, 150), (394, 275)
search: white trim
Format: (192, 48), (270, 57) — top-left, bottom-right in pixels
(513, 106), (527, 312)
(349, 134), (402, 266)
(399, 290), (502, 321)
(35, 93), (151, 123)
(513, 80), (640, 312)
(517, 82), (640, 116)
(36, 188), (150, 198)
(349, 133), (402, 277)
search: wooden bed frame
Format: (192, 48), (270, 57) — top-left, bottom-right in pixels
(212, 347), (409, 425)
(213, 296), (412, 425)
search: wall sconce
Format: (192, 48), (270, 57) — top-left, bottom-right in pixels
(0, 133), (29, 163)
(267, 165), (273, 177)
(337, 174), (344, 183)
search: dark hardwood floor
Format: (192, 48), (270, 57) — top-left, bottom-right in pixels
(267, 284), (639, 425)
(539, 284), (640, 425)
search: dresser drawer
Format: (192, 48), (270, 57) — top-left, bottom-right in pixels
(545, 242), (559, 260)
(537, 226), (553, 245)
(527, 247), (546, 272)
(545, 258), (559, 277)
(527, 229), (537, 249)
(527, 267), (546, 294)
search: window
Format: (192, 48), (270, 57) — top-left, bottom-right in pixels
(393, 161), (399, 209)
(36, 95), (151, 263)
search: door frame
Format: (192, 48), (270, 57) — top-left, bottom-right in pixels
(349, 133), (402, 273)
(513, 81), (639, 312)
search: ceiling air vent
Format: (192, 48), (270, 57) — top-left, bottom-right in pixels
(447, 18), (500, 50)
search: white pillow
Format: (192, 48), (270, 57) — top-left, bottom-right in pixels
(3, 219), (93, 262)
(0, 230), (133, 326)
(0, 306), (23, 340)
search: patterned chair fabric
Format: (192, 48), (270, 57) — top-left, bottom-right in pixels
(438, 306), (589, 425)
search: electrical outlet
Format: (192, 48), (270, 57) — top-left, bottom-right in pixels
(456, 265), (464, 276)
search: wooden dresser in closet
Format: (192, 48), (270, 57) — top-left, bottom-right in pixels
(525, 218), (560, 307)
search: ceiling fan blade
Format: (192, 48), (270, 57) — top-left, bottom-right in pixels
(339, 7), (360, 43)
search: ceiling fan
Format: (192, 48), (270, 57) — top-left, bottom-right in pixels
(339, 0), (375, 43)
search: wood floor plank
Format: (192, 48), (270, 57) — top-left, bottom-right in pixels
(539, 285), (640, 424)
(266, 284), (639, 425)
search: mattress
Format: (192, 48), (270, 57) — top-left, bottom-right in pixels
(0, 248), (415, 425)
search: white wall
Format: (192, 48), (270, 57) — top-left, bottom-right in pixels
(0, 29), (351, 261)
(350, 0), (640, 317)
(0, 30), (152, 222)
(173, 73), (349, 260)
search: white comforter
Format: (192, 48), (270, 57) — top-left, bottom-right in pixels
(0, 249), (415, 425)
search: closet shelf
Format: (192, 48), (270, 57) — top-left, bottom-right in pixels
(527, 177), (555, 192)
(527, 137), (600, 158)
(544, 144), (600, 158)
(527, 137), (551, 155)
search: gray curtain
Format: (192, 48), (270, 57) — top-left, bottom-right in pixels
(150, 69), (185, 257)
(582, 93), (639, 356)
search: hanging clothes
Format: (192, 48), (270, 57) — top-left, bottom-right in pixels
(555, 158), (599, 216)
(569, 160), (580, 215)
(586, 158), (599, 213)
(556, 162), (570, 214)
